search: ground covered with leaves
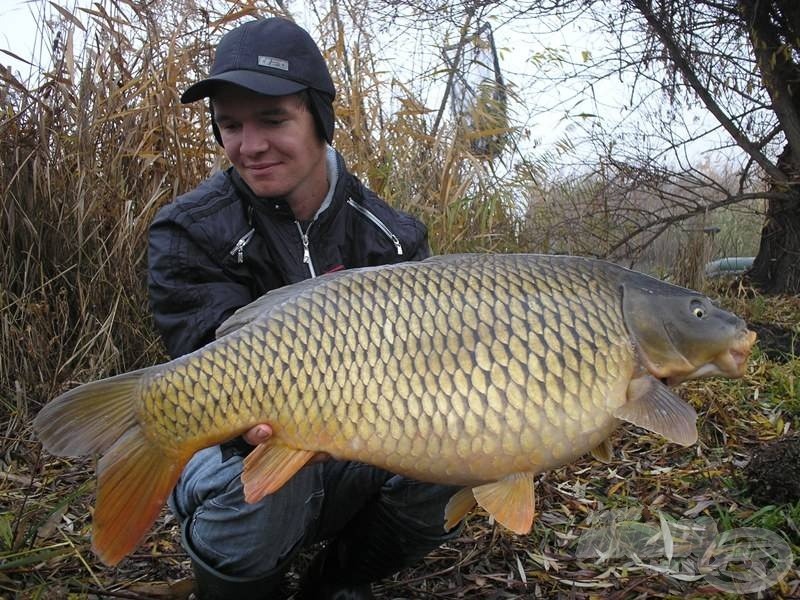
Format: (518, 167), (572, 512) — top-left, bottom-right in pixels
(2, 285), (799, 600)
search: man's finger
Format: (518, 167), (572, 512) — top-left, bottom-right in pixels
(243, 424), (273, 445)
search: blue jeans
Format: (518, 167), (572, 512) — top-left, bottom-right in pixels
(169, 445), (461, 579)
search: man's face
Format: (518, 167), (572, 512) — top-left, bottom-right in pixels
(212, 85), (327, 203)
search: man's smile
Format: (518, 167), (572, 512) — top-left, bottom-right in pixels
(245, 161), (281, 172)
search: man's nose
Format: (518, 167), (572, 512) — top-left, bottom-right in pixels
(240, 124), (269, 154)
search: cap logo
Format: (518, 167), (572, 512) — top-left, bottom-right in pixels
(258, 56), (289, 71)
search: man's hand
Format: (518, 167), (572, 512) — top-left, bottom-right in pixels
(243, 424), (273, 446)
(241, 423), (330, 463)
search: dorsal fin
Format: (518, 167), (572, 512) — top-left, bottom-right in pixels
(216, 270), (354, 338)
(216, 256), (478, 339)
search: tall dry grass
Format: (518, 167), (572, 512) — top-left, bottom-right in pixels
(314, 1), (523, 254)
(2, 2), (209, 418)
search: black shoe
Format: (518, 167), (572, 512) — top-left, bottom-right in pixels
(183, 524), (288, 600)
(189, 557), (288, 600)
(296, 545), (375, 600)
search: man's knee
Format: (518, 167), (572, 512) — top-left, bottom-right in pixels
(175, 449), (325, 578)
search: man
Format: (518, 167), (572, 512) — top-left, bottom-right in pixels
(148, 16), (460, 600)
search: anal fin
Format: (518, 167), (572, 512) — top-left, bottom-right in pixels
(242, 441), (316, 503)
(614, 375), (698, 446)
(472, 473), (536, 535)
(444, 487), (477, 530)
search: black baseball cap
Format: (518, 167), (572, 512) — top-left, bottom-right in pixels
(182, 18), (336, 142)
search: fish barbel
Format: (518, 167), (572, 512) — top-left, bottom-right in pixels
(34, 253), (756, 565)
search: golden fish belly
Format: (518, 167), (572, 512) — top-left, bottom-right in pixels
(140, 254), (636, 482)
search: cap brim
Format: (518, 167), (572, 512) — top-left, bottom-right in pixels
(181, 70), (307, 103)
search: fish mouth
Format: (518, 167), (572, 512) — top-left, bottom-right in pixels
(716, 328), (758, 376)
(664, 328), (757, 385)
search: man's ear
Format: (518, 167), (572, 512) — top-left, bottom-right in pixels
(209, 100), (224, 147)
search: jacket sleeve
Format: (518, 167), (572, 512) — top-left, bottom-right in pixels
(148, 207), (252, 359)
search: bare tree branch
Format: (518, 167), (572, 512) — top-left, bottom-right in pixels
(629, 0), (787, 183)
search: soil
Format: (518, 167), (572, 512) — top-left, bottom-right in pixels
(744, 434), (800, 505)
(749, 321), (798, 362)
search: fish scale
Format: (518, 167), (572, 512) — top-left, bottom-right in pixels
(34, 253), (757, 566)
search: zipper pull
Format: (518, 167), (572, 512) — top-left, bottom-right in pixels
(389, 233), (404, 256)
(301, 232), (311, 265)
(230, 229), (255, 264)
(295, 221), (317, 278)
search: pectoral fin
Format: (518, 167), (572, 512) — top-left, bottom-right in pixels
(444, 487), (477, 531)
(590, 438), (614, 463)
(472, 473), (536, 535)
(241, 441), (315, 503)
(614, 375), (698, 446)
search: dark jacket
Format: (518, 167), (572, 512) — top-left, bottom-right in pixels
(148, 151), (429, 359)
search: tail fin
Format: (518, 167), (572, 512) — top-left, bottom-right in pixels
(34, 370), (146, 456)
(93, 427), (186, 565)
(33, 370), (188, 565)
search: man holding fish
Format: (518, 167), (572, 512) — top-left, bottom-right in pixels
(32, 12), (758, 600)
(146, 16), (457, 600)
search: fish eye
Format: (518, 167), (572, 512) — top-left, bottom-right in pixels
(690, 299), (705, 319)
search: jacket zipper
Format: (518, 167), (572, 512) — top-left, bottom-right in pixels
(295, 221), (317, 278)
(346, 198), (404, 256)
(229, 228), (255, 264)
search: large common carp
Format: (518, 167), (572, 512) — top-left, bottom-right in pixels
(34, 253), (756, 566)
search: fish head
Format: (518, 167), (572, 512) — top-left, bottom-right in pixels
(622, 275), (757, 385)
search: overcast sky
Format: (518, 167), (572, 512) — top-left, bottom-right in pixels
(1, 0), (45, 78)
